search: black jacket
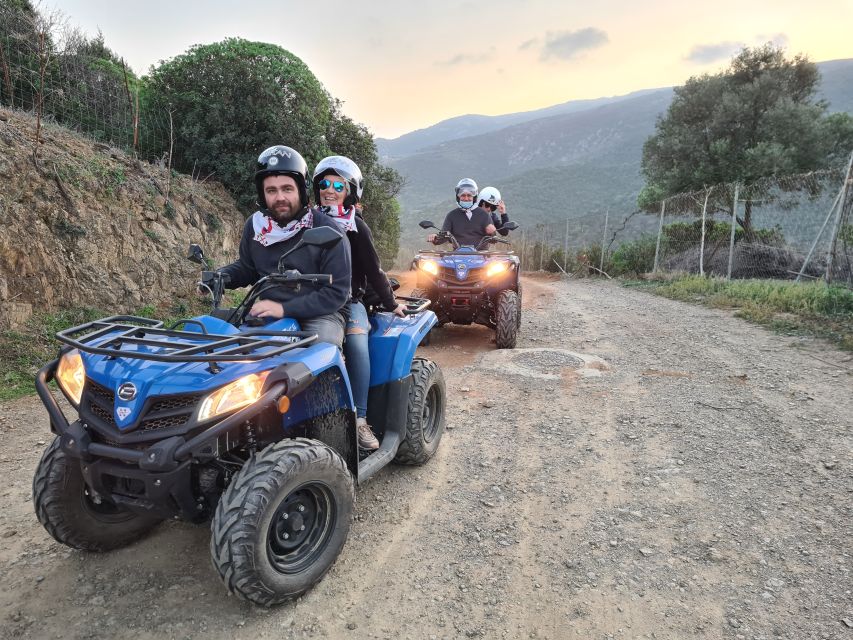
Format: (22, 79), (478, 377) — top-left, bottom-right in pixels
(312, 207), (397, 311)
(347, 216), (397, 311)
(219, 210), (351, 320)
(437, 206), (493, 247)
(491, 211), (511, 236)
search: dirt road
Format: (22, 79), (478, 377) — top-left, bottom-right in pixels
(1, 276), (851, 639)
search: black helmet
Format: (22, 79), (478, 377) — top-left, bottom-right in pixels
(255, 145), (311, 210)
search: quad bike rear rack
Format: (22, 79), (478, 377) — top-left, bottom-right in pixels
(55, 315), (317, 363)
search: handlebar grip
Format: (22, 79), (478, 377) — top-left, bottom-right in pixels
(299, 274), (333, 285)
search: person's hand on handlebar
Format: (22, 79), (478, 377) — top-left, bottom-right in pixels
(390, 302), (406, 318)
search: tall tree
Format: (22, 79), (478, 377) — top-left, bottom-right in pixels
(640, 44), (853, 236)
(325, 101), (403, 266)
(145, 39), (332, 211)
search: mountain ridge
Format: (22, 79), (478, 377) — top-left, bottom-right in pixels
(389, 58), (853, 255)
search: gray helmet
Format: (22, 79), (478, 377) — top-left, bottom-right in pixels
(454, 178), (478, 206)
(313, 155), (364, 208)
(255, 145), (310, 210)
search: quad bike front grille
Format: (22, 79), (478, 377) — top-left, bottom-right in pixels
(87, 379), (115, 403)
(90, 401), (117, 426)
(82, 378), (201, 436)
(140, 414), (193, 432)
(439, 266), (485, 283)
(149, 394), (199, 413)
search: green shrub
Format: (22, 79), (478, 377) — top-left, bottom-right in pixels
(610, 235), (657, 275)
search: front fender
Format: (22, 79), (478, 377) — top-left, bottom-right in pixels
(368, 310), (437, 386)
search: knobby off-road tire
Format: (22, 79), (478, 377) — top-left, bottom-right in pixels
(495, 289), (519, 349)
(394, 357), (446, 465)
(210, 438), (354, 606)
(33, 437), (161, 551)
(410, 288), (433, 345)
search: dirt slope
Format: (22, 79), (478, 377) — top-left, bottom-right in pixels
(1, 275), (851, 639)
(0, 107), (244, 312)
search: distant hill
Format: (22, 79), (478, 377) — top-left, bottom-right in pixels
(376, 88), (665, 159)
(390, 58), (853, 256)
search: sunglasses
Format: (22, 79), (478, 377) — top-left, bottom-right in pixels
(318, 179), (346, 193)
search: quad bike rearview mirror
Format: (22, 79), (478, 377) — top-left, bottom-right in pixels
(388, 277), (400, 291)
(301, 226), (344, 249)
(419, 220), (436, 230)
(276, 226), (343, 271)
(188, 244), (205, 264)
(501, 221), (519, 231)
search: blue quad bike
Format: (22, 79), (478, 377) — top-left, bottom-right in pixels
(32, 226), (445, 606)
(412, 220), (521, 349)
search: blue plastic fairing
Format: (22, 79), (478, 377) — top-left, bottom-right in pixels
(367, 310), (437, 386)
(79, 315), (351, 431)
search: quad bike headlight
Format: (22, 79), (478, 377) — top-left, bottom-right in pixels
(198, 370), (271, 422)
(486, 261), (509, 278)
(418, 259), (439, 276)
(56, 350), (85, 406)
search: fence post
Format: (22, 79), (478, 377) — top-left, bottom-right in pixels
(539, 226), (546, 271)
(652, 199), (666, 273)
(727, 184), (740, 280)
(825, 151), (853, 284)
(563, 217), (570, 272)
(599, 208), (609, 274)
(796, 187), (843, 282)
(699, 188), (711, 276)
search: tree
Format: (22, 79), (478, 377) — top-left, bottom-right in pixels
(147, 42), (403, 263)
(0, 0), (41, 109)
(325, 101), (403, 265)
(641, 44), (853, 237)
(49, 28), (143, 147)
(145, 39), (332, 211)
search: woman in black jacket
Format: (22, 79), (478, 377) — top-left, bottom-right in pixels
(312, 156), (405, 450)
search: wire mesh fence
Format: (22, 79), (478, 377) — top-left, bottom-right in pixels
(1, 5), (169, 161)
(511, 158), (853, 288)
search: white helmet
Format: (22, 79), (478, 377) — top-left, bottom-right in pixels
(313, 155), (364, 207)
(479, 186), (501, 208)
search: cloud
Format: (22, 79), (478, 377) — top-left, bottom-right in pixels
(756, 32), (789, 48)
(686, 33), (790, 65)
(436, 49), (494, 67)
(518, 38), (538, 51)
(540, 28), (608, 61)
(685, 41), (745, 64)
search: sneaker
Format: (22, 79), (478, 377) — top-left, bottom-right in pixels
(356, 418), (380, 450)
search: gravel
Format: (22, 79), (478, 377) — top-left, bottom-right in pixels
(0, 275), (850, 639)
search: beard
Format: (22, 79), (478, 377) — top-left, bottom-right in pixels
(268, 204), (301, 225)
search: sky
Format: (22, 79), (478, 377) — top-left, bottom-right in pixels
(44, 0), (853, 139)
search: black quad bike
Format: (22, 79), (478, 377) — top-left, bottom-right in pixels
(412, 220), (521, 348)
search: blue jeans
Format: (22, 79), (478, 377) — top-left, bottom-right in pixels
(343, 301), (370, 419)
(301, 312), (345, 349)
